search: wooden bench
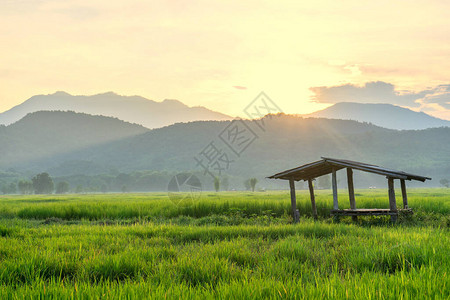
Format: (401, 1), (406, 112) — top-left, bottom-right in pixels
(331, 208), (413, 217)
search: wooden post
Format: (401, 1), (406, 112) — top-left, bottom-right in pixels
(346, 168), (357, 221)
(400, 179), (408, 209)
(308, 179), (318, 220)
(332, 168), (340, 222)
(289, 179), (299, 223)
(388, 177), (397, 222)
(332, 168), (338, 210)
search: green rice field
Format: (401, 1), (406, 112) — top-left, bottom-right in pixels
(0, 189), (449, 299)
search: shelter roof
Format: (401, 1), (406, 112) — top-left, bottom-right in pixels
(268, 157), (431, 182)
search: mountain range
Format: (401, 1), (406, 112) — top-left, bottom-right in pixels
(1, 92), (449, 131)
(305, 102), (450, 130)
(0, 92), (448, 190)
(0, 111), (448, 189)
(0, 91), (232, 129)
(0, 111), (148, 170)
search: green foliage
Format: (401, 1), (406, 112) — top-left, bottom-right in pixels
(214, 177), (220, 192)
(0, 111), (148, 173)
(1, 182), (16, 195)
(221, 176), (230, 191)
(32, 173), (54, 194)
(0, 115), (448, 189)
(249, 178), (258, 192)
(243, 179), (251, 191)
(55, 181), (70, 194)
(101, 184), (108, 193)
(75, 185), (83, 194)
(0, 189), (447, 223)
(317, 175), (331, 189)
(18, 180), (33, 194)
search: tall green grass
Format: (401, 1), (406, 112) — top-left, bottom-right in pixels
(0, 221), (448, 298)
(0, 189), (448, 223)
(0, 189), (448, 298)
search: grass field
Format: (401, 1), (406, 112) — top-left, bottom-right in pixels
(0, 189), (449, 299)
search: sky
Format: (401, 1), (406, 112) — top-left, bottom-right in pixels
(0, 0), (449, 120)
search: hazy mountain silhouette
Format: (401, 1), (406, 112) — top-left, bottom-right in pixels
(1, 112), (447, 185)
(0, 91), (233, 128)
(305, 102), (450, 130)
(0, 111), (148, 168)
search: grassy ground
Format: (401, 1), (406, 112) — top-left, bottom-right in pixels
(0, 189), (449, 299)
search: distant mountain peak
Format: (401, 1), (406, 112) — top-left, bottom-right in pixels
(0, 110), (149, 171)
(51, 91), (71, 96)
(93, 91), (119, 97)
(0, 92), (233, 128)
(306, 102), (449, 130)
(50, 91), (121, 98)
(161, 99), (188, 108)
(163, 99), (183, 103)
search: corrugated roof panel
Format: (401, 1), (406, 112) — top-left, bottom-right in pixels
(268, 157), (431, 182)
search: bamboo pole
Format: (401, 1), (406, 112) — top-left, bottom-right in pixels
(289, 179), (299, 223)
(308, 179), (318, 220)
(400, 179), (408, 209)
(388, 177), (397, 223)
(347, 168), (357, 221)
(332, 168), (338, 210)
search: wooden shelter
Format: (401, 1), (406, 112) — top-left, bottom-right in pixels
(268, 157), (431, 222)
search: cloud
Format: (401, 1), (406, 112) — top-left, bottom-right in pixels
(309, 81), (450, 119)
(342, 64), (362, 76)
(309, 81), (450, 108)
(421, 85), (450, 110)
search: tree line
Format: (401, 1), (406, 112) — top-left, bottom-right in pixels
(1, 171), (274, 195)
(4, 170), (443, 195)
(1, 173), (71, 195)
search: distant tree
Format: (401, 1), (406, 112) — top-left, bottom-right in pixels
(10, 182), (16, 194)
(75, 185), (83, 194)
(244, 179), (251, 191)
(214, 177), (220, 192)
(440, 178), (449, 188)
(101, 184), (108, 193)
(221, 176), (230, 191)
(18, 180), (34, 194)
(1, 183), (16, 195)
(318, 175), (331, 189)
(121, 185), (129, 193)
(32, 173), (54, 194)
(116, 173), (132, 190)
(249, 178), (258, 192)
(1, 185), (7, 195)
(296, 180), (305, 190)
(55, 181), (70, 194)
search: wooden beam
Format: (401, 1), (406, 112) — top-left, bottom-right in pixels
(400, 179), (408, 209)
(388, 177), (397, 222)
(347, 168), (357, 221)
(332, 168), (338, 210)
(331, 208), (412, 216)
(325, 160), (409, 180)
(308, 179), (318, 220)
(346, 168), (356, 209)
(289, 179), (299, 223)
